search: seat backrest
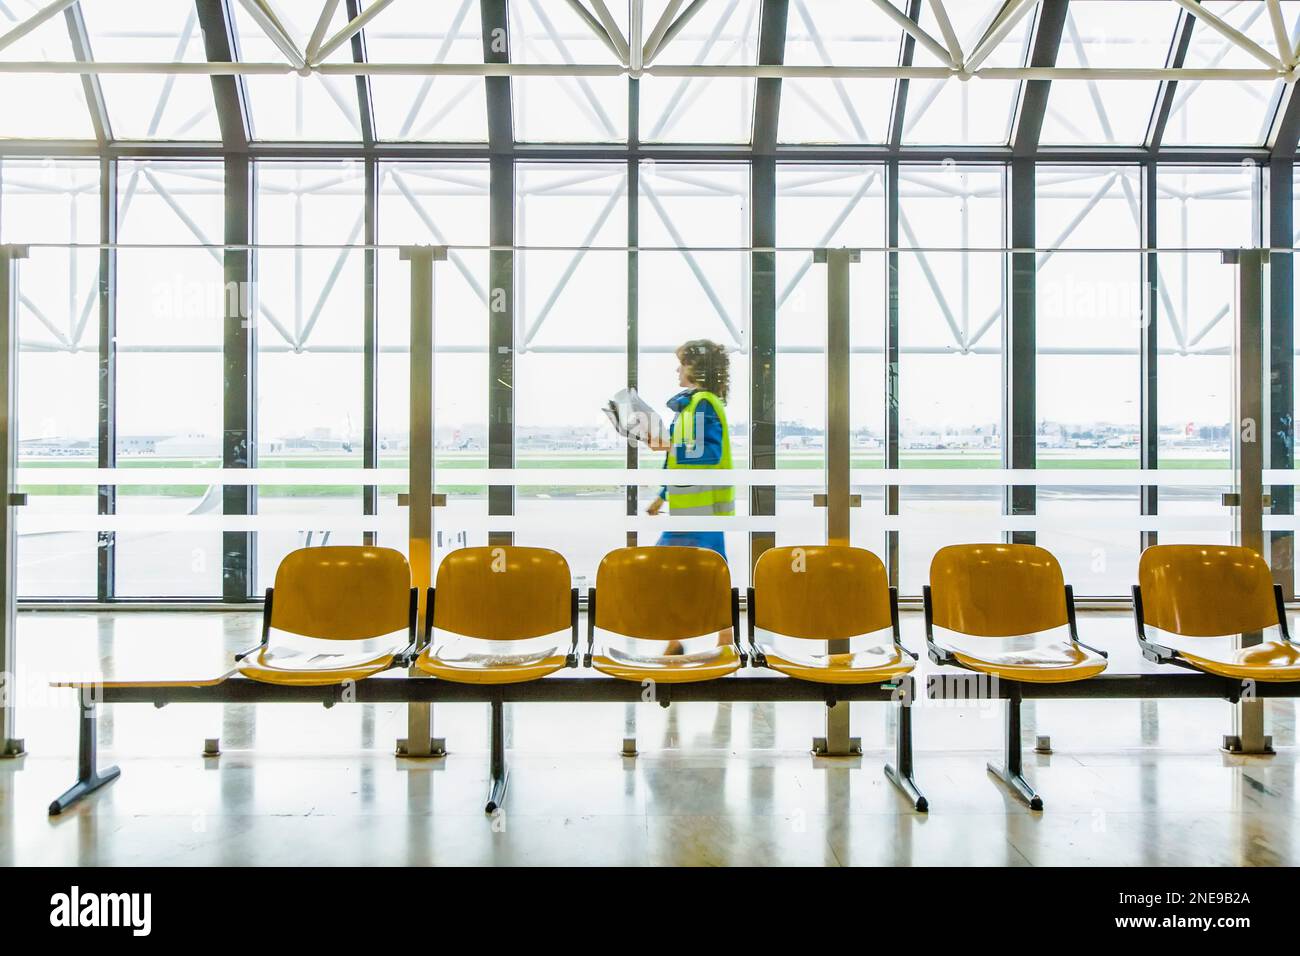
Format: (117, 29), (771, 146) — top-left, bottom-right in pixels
(1138, 544), (1277, 637)
(272, 546), (411, 640)
(595, 546), (731, 640)
(929, 543), (1068, 637)
(434, 546), (572, 640)
(753, 545), (891, 639)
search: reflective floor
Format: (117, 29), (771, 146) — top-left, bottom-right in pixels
(1, 610), (1297, 866)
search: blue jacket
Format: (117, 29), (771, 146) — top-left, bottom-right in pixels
(658, 388), (724, 500)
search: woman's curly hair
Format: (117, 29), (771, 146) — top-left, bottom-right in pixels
(677, 339), (730, 403)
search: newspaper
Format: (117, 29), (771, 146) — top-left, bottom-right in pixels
(603, 387), (668, 445)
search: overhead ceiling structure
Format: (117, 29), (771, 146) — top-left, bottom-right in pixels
(2, 0), (1300, 157)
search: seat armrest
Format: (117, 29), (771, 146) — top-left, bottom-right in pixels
(922, 585), (955, 665)
(1132, 584), (1179, 665)
(238, 587), (274, 661)
(1064, 585), (1108, 659)
(391, 587), (422, 667)
(1275, 584), (1295, 645)
(890, 586), (918, 660)
(566, 587), (580, 667)
(746, 587), (767, 667)
(731, 588), (747, 666)
(583, 587), (596, 667)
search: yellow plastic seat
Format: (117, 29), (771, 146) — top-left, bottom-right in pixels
(415, 546), (577, 684)
(237, 546), (416, 687)
(925, 543), (1107, 810)
(586, 546), (742, 683)
(925, 543), (1108, 683)
(1135, 544), (1300, 681)
(748, 546), (915, 684)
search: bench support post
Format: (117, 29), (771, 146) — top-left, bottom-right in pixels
(49, 693), (120, 815)
(987, 681), (1042, 810)
(1227, 248), (1272, 755)
(485, 698), (509, 814)
(883, 678), (928, 811)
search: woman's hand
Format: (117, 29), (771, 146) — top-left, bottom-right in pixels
(646, 496), (665, 516)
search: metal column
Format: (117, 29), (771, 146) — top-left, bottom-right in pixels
(750, 159), (777, 571)
(0, 245), (25, 757)
(814, 247), (860, 756)
(1225, 248), (1271, 755)
(1006, 160), (1036, 545)
(97, 158), (117, 599)
(222, 156), (255, 600)
(1267, 161), (1294, 596)
(398, 245), (446, 758)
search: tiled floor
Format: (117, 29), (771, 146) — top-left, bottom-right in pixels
(1, 609), (1296, 865)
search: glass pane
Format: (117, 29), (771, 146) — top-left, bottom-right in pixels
(254, 161), (367, 589)
(0, 160), (100, 597)
(903, 1), (1031, 145)
(115, 161), (226, 597)
(1156, 165), (1257, 546)
(778, 0), (901, 144)
(1040, 1), (1178, 146)
(377, 162), (491, 566)
(1036, 166), (1143, 595)
(366, 0), (488, 142)
(79, 0), (220, 140)
(0, 0), (94, 139)
(514, 163), (628, 588)
(232, 0), (363, 141)
(511, 0), (628, 143)
(639, 0), (761, 143)
(898, 164), (1005, 593)
(776, 165), (886, 554)
(638, 162), (751, 586)
(1162, 1), (1296, 146)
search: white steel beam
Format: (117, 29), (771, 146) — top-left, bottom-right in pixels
(562, 0), (626, 63)
(1266, 0), (1294, 67)
(305, 0), (343, 66)
(1172, 0), (1285, 71)
(0, 65), (1294, 83)
(927, 0), (963, 67)
(311, 0), (395, 66)
(629, 0), (644, 74)
(0, 0), (78, 56)
(235, 0), (308, 70)
(964, 0), (1040, 75)
(587, 0), (630, 64)
(642, 0), (684, 67)
(869, 0), (956, 68)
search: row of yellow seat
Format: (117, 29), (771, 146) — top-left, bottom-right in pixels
(236, 540), (1300, 689)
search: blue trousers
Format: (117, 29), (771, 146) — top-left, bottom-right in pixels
(656, 531), (727, 561)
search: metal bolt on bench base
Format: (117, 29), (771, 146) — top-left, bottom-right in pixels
(396, 737), (447, 758)
(1, 737), (23, 757)
(1221, 734), (1275, 755)
(1034, 735), (1052, 754)
(812, 736), (862, 756)
(203, 738), (220, 756)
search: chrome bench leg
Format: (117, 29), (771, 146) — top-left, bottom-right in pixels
(987, 683), (1042, 811)
(484, 699), (509, 814)
(883, 677), (928, 812)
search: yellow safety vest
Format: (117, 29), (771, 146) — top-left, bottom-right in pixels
(666, 390), (735, 517)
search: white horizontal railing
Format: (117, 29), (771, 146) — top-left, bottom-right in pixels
(15, 467), (1238, 487)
